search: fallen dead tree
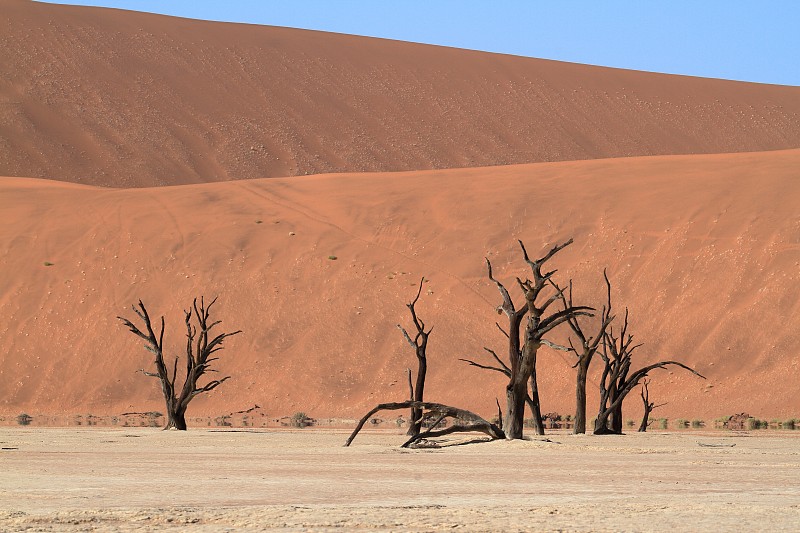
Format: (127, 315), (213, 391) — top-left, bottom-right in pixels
(344, 401), (505, 448)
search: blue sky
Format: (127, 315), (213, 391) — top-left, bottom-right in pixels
(42, 1), (800, 86)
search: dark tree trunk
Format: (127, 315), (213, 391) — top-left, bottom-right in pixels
(638, 379), (660, 432)
(504, 376), (528, 439)
(408, 357), (427, 436)
(610, 404), (623, 434)
(574, 362), (589, 434)
(529, 370), (545, 435)
(167, 407), (188, 431)
(638, 409), (651, 432)
(594, 412), (613, 434)
(397, 278), (431, 438)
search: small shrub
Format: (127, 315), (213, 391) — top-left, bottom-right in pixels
(290, 412), (313, 428)
(395, 417), (405, 427)
(675, 418), (689, 429)
(746, 418), (767, 430)
(783, 419), (797, 430)
(712, 416), (729, 429)
(656, 418), (668, 430)
(43, 262), (54, 267)
(16, 413), (33, 426)
(691, 419), (704, 429)
(625, 419), (635, 428)
(328, 255), (338, 260)
(214, 415), (232, 427)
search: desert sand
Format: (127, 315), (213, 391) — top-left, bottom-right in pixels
(2, 427), (800, 531)
(1, 149), (799, 422)
(2, 0), (800, 186)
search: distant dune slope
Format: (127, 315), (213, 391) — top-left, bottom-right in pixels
(1, 0), (799, 187)
(1, 149), (798, 419)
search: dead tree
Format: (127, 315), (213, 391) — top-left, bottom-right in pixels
(638, 379), (666, 432)
(118, 297), (241, 430)
(397, 278), (431, 437)
(594, 308), (704, 435)
(344, 401), (504, 447)
(555, 272), (614, 434)
(484, 239), (593, 439)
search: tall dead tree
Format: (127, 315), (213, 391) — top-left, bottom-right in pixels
(397, 278), (431, 437)
(637, 379), (666, 432)
(594, 308), (704, 435)
(118, 297), (241, 430)
(485, 239), (593, 440)
(555, 272), (614, 434)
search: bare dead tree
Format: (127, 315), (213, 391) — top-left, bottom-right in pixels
(637, 379), (666, 432)
(344, 401), (504, 447)
(397, 278), (431, 437)
(118, 297), (241, 430)
(555, 272), (614, 434)
(594, 308), (705, 435)
(484, 239), (593, 439)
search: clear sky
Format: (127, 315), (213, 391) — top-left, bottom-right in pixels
(41, 1), (800, 86)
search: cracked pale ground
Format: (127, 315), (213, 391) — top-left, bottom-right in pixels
(1, 428), (799, 531)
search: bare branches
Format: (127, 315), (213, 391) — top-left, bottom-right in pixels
(398, 278), (432, 437)
(459, 347), (511, 376)
(482, 238), (590, 439)
(344, 401), (505, 447)
(594, 302), (705, 434)
(118, 296), (241, 430)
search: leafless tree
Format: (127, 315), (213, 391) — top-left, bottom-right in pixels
(118, 297), (241, 430)
(554, 272), (614, 434)
(637, 379), (666, 432)
(397, 278), (431, 436)
(344, 401), (504, 448)
(594, 308), (704, 435)
(482, 239), (593, 439)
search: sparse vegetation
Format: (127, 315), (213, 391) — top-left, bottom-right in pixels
(43, 262), (54, 266)
(675, 418), (689, 429)
(328, 255), (338, 260)
(16, 413), (33, 426)
(289, 412), (314, 428)
(746, 418), (768, 430)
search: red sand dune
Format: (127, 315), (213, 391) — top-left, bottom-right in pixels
(2, 149), (799, 421)
(2, 0), (800, 187)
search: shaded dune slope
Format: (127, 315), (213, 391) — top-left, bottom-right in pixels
(1, 149), (798, 419)
(1, 0), (800, 187)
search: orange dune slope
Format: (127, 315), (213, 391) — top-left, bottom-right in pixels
(2, 0), (800, 187)
(1, 149), (798, 420)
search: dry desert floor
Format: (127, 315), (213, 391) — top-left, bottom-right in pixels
(1, 428), (799, 531)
